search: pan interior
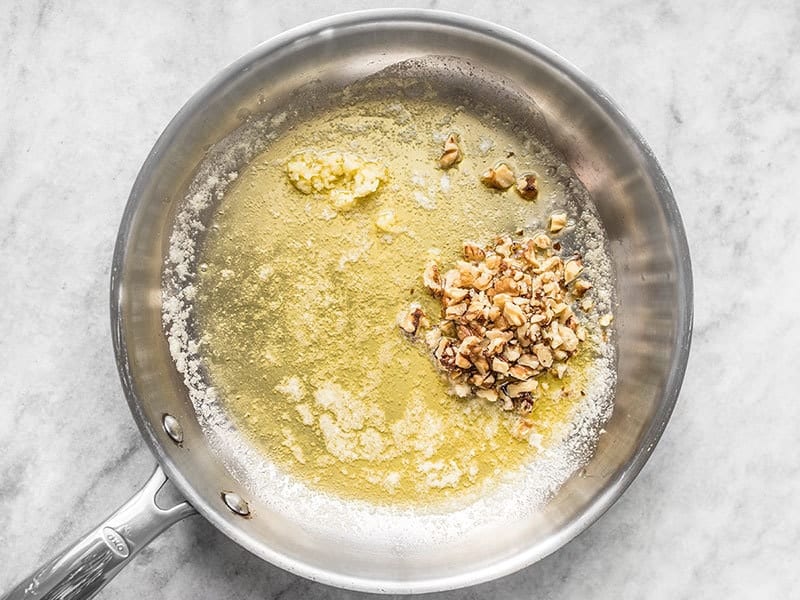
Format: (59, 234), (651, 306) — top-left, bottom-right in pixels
(115, 12), (689, 592)
(161, 55), (616, 545)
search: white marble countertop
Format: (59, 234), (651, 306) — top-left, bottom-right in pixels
(2, 1), (798, 598)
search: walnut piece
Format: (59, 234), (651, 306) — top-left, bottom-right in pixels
(564, 258), (583, 284)
(532, 233), (551, 249)
(398, 304), (429, 336)
(515, 173), (539, 200)
(506, 378), (538, 398)
(480, 163), (516, 190)
(463, 242), (485, 263)
(439, 133), (462, 169)
(572, 279), (593, 297)
(423, 261), (442, 296)
(549, 212), (567, 233)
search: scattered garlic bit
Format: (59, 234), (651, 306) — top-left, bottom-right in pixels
(515, 173), (539, 200)
(598, 313), (614, 327)
(480, 163), (516, 190)
(375, 208), (399, 233)
(438, 133), (462, 169)
(478, 137), (495, 155)
(285, 150), (387, 211)
(549, 212), (567, 233)
(580, 297), (594, 312)
(410, 235), (589, 413)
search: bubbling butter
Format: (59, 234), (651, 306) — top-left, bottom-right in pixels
(191, 95), (610, 506)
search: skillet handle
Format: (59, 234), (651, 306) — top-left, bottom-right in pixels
(2, 466), (196, 600)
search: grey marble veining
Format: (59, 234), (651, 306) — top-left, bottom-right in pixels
(1, 0), (798, 598)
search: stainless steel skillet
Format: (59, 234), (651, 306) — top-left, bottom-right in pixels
(2, 9), (692, 599)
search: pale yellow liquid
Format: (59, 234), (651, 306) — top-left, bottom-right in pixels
(194, 98), (595, 505)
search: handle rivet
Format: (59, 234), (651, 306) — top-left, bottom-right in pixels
(162, 414), (184, 444)
(222, 492), (250, 516)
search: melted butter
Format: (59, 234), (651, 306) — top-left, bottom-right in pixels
(195, 97), (595, 506)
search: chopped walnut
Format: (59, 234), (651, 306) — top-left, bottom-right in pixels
(455, 352), (472, 369)
(515, 173), (539, 200)
(506, 378), (538, 398)
(476, 388), (499, 403)
(484, 253), (502, 270)
(423, 262), (442, 296)
(572, 279), (593, 297)
(503, 302), (526, 327)
(532, 233), (551, 250)
(412, 234), (591, 413)
(480, 163), (516, 190)
(398, 304), (429, 336)
(438, 133), (462, 169)
(463, 242), (485, 263)
(508, 364), (534, 380)
(444, 286), (469, 303)
(492, 357), (510, 374)
(533, 343), (553, 368)
(445, 302), (467, 318)
(564, 258), (583, 284)
(549, 212), (567, 233)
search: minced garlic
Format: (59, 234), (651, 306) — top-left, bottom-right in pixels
(285, 150), (388, 210)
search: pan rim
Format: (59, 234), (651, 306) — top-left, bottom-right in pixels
(110, 8), (693, 594)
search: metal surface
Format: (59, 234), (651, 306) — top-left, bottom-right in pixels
(3, 9), (692, 597)
(222, 492), (251, 517)
(161, 413), (184, 444)
(1, 468), (194, 600)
